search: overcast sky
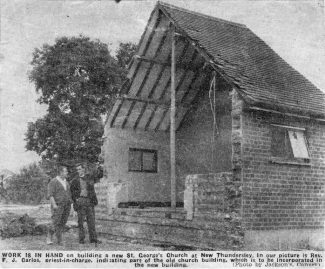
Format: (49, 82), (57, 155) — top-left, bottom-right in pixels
(1, 0), (324, 172)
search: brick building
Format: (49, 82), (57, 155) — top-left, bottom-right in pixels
(97, 2), (325, 249)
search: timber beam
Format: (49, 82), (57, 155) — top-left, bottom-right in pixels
(117, 96), (192, 109)
(133, 55), (203, 73)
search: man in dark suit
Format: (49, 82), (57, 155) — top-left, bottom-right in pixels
(47, 165), (72, 245)
(70, 163), (101, 245)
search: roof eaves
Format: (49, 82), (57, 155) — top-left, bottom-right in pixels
(234, 87), (325, 119)
(248, 97), (325, 120)
(157, 1), (247, 29)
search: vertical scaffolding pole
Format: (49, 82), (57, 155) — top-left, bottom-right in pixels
(170, 26), (176, 209)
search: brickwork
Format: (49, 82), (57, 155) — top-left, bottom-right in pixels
(183, 172), (243, 249)
(241, 110), (325, 230)
(97, 172), (244, 250)
(94, 180), (109, 219)
(99, 86), (325, 249)
(184, 172), (241, 218)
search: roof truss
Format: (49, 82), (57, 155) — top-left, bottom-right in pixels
(107, 6), (212, 132)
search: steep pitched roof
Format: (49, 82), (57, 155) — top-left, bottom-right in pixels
(158, 2), (325, 118)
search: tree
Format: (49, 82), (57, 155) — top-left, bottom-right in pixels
(6, 163), (48, 204)
(115, 42), (137, 70)
(25, 36), (136, 166)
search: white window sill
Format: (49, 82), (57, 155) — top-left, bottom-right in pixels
(269, 157), (311, 166)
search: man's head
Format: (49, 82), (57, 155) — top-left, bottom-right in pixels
(76, 164), (86, 178)
(57, 165), (68, 179)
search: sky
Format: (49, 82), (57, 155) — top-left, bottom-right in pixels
(0, 0), (324, 172)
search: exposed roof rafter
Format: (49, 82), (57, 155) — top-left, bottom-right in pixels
(118, 96), (192, 109)
(133, 55), (204, 73)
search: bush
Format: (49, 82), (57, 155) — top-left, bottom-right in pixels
(0, 213), (36, 238)
(6, 163), (49, 204)
(0, 212), (49, 238)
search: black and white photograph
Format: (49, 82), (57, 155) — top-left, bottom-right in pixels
(0, 0), (324, 267)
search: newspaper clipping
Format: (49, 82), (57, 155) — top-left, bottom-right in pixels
(0, 251), (324, 268)
(1, 0), (325, 268)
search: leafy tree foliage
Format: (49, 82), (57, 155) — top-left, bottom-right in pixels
(30, 36), (122, 116)
(25, 36), (136, 165)
(115, 42), (137, 70)
(6, 163), (48, 204)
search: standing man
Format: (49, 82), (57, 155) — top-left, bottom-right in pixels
(70, 163), (101, 245)
(47, 165), (72, 245)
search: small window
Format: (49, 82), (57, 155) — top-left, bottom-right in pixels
(271, 125), (310, 160)
(128, 148), (157, 173)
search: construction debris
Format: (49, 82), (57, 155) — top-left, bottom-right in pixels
(0, 212), (47, 239)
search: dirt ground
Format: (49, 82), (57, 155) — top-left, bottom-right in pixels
(0, 204), (163, 251)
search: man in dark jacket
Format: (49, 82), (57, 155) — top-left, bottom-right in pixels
(47, 165), (72, 245)
(70, 163), (101, 245)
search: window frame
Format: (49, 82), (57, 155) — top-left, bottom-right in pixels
(128, 148), (158, 173)
(270, 124), (310, 163)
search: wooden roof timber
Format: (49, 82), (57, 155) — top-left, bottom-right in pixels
(109, 70), (207, 131)
(133, 102), (148, 130)
(155, 107), (169, 131)
(133, 54), (204, 73)
(114, 94), (193, 131)
(144, 104), (159, 130)
(133, 27), (170, 97)
(151, 43), (190, 102)
(125, 10), (166, 95)
(108, 60), (209, 131)
(107, 6), (215, 132)
(147, 64), (166, 99)
(129, 45), (204, 105)
(117, 96), (192, 109)
(126, 11), (208, 96)
(157, 4), (236, 89)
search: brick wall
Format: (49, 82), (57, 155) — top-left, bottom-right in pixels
(184, 172), (241, 218)
(184, 172), (243, 249)
(241, 109), (325, 230)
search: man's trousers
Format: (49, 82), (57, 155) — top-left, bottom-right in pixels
(77, 198), (97, 242)
(49, 202), (71, 243)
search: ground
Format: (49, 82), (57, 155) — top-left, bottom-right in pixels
(0, 203), (164, 251)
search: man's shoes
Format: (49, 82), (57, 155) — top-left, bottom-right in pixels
(90, 239), (102, 247)
(46, 233), (53, 245)
(56, 234), (62, 245)
(90, 239), (102, 244)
